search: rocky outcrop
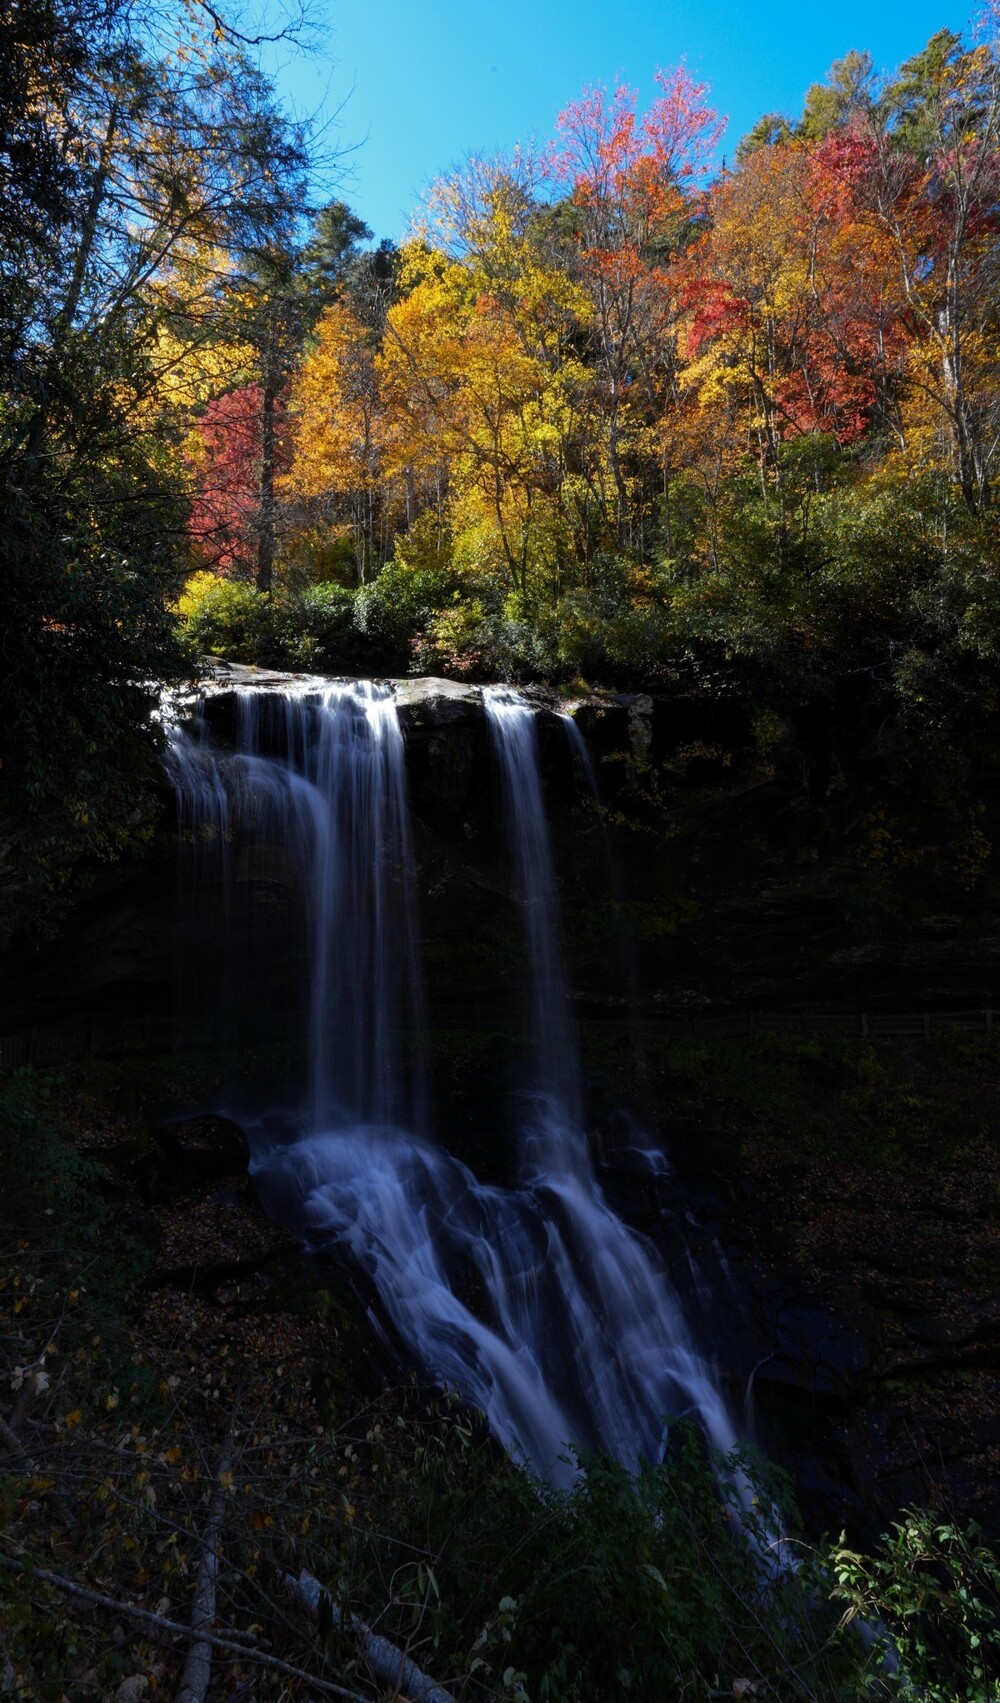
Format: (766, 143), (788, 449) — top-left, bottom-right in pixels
(149, 1114), (251, 1189)
(646, 1051), (1000, 1545)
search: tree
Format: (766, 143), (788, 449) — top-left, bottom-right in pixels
(798, 51), (877, 141)
(682, 142), (813, 489)
(862, 26), (1000, 510)
(187, 382), (293, 576)
(227, 243), (304, 592)
(284, 301), (384, 580)
(300, 200), (373, 305)
(881, 29), (966, 152)
(301, 203), (399, 334)
(735, 113), (793, 164)
(0, 0), (90, 388)
(0, 0), (311, 935)
(550, 68), (724, 550)
(195, 201), (386, 593)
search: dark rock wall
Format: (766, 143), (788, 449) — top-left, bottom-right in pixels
(5, 667), (1000, 1543)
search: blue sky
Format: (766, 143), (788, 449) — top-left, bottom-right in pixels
(267, 0), (970, 242)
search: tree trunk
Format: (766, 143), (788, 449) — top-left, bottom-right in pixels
(256, 376), (278, 594)
(18, 105), (119, 482)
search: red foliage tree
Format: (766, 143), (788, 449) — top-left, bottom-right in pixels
(187, 384), (292, 578)
(550, 69), (725, 540)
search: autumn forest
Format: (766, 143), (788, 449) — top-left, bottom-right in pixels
(187, 26), (1000, 688)
(5, 3), (1000, 916)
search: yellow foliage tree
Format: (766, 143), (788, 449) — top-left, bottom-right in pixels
(285, 301), (385, 580)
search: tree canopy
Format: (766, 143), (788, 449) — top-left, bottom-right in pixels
(6, 13), (1000, 929)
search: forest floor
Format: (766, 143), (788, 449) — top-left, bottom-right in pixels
(4, 1044), (1000, 1700)
(0, 1075), (437, 1701)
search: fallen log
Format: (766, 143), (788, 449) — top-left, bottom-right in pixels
(173, 1428), (234, 1703)
(287, 1568), (459, 1703)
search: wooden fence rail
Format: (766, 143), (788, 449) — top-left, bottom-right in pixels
(0, 1007), (997, 1070)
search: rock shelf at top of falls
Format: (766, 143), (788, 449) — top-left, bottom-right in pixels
(171, 659), (655, 743)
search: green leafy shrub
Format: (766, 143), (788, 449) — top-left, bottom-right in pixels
(180, 575), (277, 662)
(320, 1402), (1000, 1701)
(413, 592), (563, 682)
(555, 581), (674, 683)
(832, 1509), (1000, 1701)
(412, 596), (491, 677)
(485, 597), (563, 682)
(355, 559), (458, 672)
(177, 557), (460, 675)
(331, 1405), (855, 1702)
(277, 582), (362, 671)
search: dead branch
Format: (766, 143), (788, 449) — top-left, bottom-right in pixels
(0, 1414), (26, 1462)
(194, 0), (309, 47)
(0, 1551), (369, 1703)
(288, 1568), (459, 1703)
(173, 1425), (234, 1703)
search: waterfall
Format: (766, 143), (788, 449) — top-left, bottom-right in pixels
(166, 703), (236, 1064)
(485, 689), (582, 1169)
(167, 681), (424, 1133)
(168, 677), (745, 1486)
(480, 688), (741, 1470)
(240, 682), (424, 1133)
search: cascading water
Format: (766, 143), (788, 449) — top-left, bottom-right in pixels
(485, 690), (582, 1168)
(167, 676), (746, 1486)
(242, 682), (425, 1134)
(167, 682), (424, 1132)
(479, 689), (742, 1468)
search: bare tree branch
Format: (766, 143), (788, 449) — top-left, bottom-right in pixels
(0, 1550), (369, 1703)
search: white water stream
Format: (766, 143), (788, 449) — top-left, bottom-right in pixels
(167, 680), (744, 1484)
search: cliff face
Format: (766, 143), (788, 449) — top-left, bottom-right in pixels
(7, 661), (1000, 1040)
(4, 664), (1000, 1544)
(184, 662), (1000, 1022)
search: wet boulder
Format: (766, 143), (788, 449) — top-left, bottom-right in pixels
(150, 1114), (251, 1187)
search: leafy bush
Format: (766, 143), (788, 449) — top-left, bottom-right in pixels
(413, 592), (563, 682)
(412, 596), (491, 677)
(326, 1403), (1000, 1701)
(408, 557), (681, 686)
(179, 574), (277, 662)
(554, 573), (675, 684)
(176, 557), (460, 675)
(276, 581), (362, 671)
(832, 1510), (1000, 1701)
(332, 1406), (856, 1702)
(355, 559), (458, 671)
